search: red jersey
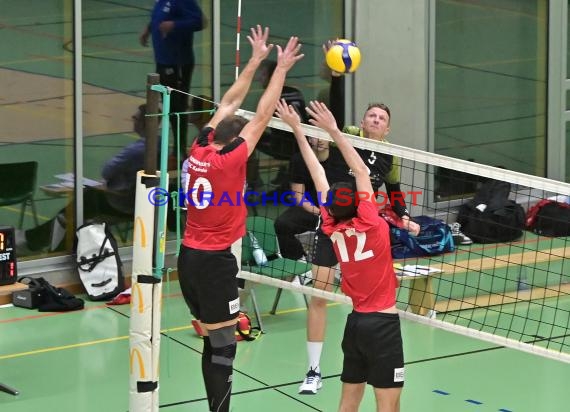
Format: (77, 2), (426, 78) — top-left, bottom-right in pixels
(321, 200), (397, 312)
(183, 127), (248, 250)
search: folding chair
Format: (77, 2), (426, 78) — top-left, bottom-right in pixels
(0, 161), (39, 228)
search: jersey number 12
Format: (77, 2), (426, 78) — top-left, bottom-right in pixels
(330, 231), (374, 262)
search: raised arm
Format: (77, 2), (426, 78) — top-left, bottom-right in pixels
(207, 25), (273, 129)
(307, 101), (373, 196)
(240, 37), (304, 156)
(275, 99), (329, 197)
(322, 40), (345, 129)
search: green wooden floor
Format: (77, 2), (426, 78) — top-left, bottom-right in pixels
(1, 281), (569, 412)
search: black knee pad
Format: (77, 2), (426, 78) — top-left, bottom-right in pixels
(209, 325), (236, 367)
(202, 336), (212, 359)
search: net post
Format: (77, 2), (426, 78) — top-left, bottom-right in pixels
(145, 73), (160, 175)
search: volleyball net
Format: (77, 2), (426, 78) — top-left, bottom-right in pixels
(234, 109), (570, 364)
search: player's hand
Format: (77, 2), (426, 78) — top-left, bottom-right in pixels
(306, 101), (338, 134)
(139, 26), (150, 47)
(402, 217), (421, 236)
(275, 99), (301, 128)
(276, 36), (304, 72)
(322, 39), (343, 77)
(322, 39), (332, 53)
(247, 25), (273, 62)
(159, 21), (175, 38)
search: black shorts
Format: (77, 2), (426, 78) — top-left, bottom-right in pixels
(341, 311), (405, 388)
(177, 245), (240, 324)
(310, 226), (338, 267)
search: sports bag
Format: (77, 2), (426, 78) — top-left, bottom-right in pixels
(457, 180), (525, 243)
(75, 222), (124, 301)
(235, 312), (257, 341)
(13, 276), (84, 312)
(390, 216), (455, 259)
(526, 200), (570, 237)
(36, 277), (85, 312)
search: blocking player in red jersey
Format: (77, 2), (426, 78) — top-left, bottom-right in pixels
(276, 99), (404, 412)
(177, 26), (303, 412)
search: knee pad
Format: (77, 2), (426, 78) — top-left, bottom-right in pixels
(202, 336), (212, 359)
(208, 325), (236, 367)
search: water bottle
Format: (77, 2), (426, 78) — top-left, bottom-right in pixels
(249, 232), (268, 266)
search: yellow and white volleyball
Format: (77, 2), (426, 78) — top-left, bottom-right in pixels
(326, 39), (361, 73)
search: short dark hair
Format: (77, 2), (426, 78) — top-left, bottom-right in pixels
(326, 181), (358, 221)
(214, 115), (249, 145)
(365, 103), (391, 122)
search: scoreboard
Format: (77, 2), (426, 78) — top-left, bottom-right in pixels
(0, 227), (17, 286)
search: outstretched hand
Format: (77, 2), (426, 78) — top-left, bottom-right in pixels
(306, 101), (338, 134)
(321, 39), (335, 55)
(322, 39), (343, 77)
(275, 99), (301, 128)
(247, 25), (273, 62)
(276, 36), (304, 72)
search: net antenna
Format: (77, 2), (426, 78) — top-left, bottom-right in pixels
(236, 109), (570, 364)
(235, 0), (242, 81)
(128, 74), (171, 412)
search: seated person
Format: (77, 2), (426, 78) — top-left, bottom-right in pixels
(274, 136), (329, 261)
(25, 104), (159, 251)
(255, 59), (309, 191)
(329, 72), (418, 233)
(101, 103), (159, 215)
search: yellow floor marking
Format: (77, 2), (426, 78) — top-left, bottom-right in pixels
(0, 325), (194, 361)
(0, 301), (340, 360)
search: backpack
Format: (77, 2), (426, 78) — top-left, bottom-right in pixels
(235, 312), (260, 341)
(75, 222), (124, 301)
(526, 200), (570, 237)
(457, 180), (525, 243)
(390, 216), (455, 259)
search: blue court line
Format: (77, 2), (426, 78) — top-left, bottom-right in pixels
(435, 389), (513, 411)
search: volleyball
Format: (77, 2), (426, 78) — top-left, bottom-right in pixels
(326, 39), (361, 73)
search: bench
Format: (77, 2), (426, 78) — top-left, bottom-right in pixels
(396, 245), (570, 316)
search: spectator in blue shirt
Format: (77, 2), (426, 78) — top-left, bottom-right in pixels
(139, 0), (206, 159)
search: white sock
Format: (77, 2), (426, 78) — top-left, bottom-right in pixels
(307, 341), (323, 373)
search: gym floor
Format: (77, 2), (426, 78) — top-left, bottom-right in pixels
(1, 282), (569, 412)
(1, 1), (569, 410)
